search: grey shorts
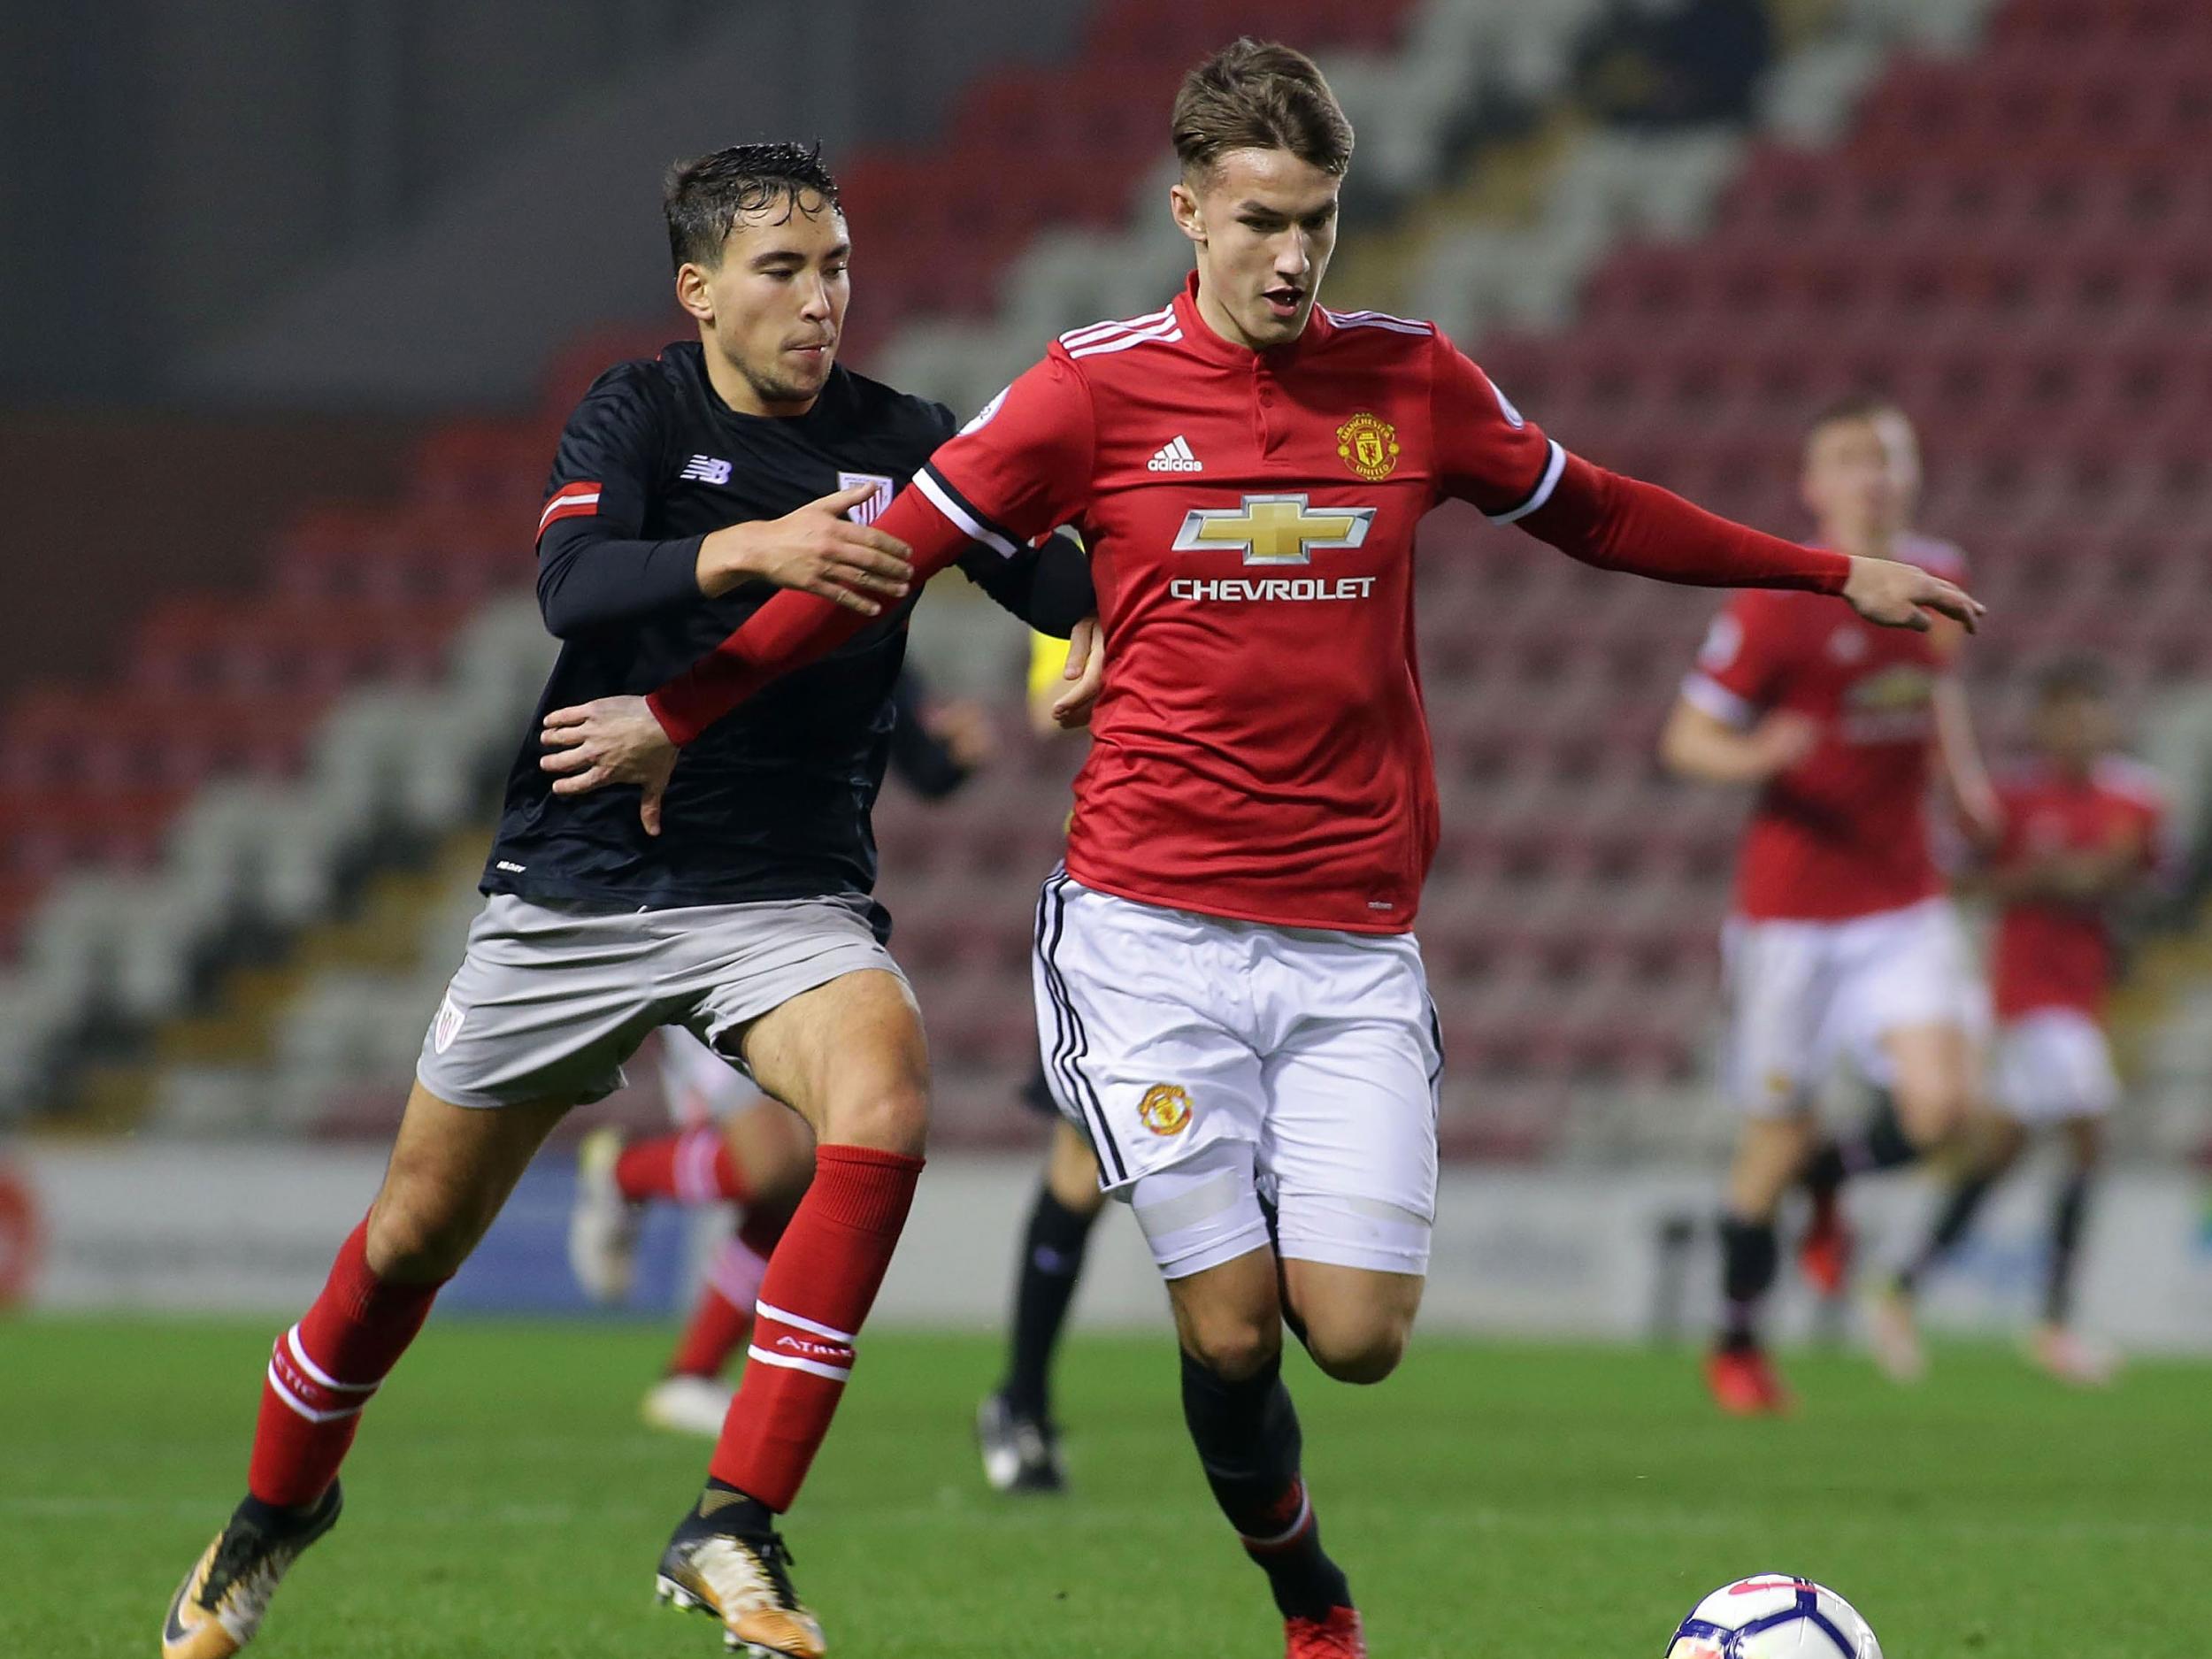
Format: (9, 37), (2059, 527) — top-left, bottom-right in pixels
(416, 892), (904, 1110)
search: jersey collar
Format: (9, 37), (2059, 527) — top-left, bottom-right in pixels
(1171, 272), (1333, 369)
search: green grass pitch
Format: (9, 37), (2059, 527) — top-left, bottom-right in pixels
(8, 1317), (2207, 1656)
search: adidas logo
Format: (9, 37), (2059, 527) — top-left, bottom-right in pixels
(1147, 435), (1203, 472)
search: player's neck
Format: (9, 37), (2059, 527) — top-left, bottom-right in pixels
(701, 340), (820, 420)
(2047, 750), (2097, 786)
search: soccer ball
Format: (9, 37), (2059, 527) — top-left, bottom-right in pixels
(1667, 1576), (1882, 1657)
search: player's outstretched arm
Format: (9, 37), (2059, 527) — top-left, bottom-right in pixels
(537, 488), (974, 833)
(1519, 454), (1984, 633)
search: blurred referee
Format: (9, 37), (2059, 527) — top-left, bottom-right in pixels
(161, 142), (1094, 1659)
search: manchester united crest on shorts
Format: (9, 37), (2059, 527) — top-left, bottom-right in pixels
(1137, 1083), (1193, 1136)
(1335, 412), (1400, 482)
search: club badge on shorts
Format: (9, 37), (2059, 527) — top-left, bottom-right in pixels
(1137, 1082), (1193, 1136)
(433, 994), (467, 1055)
(1335, 412), (1400, 482)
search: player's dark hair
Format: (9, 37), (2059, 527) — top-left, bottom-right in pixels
(1172, 38), (1354, 180)
(663, 142), (841, 272)
(2036, 654), (2110, 704)
(1806, 390), (1909, 438)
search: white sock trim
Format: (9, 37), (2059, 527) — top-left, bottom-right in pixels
(744, 1345), (853, 1384)
(754, 1301), (857, 1346)
(265, 1361), (368, 1425)
(284, 1326), (380, 1394)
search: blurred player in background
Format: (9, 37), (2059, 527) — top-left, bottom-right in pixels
(568, 669), (997, 1436)
(160, 143), (1096, 1659)
(1871, 657), (2167, 1386)
(976, 627), (1108, 1494)
(538, 45), (1976, 1658)
(1663, 394), (1997, 1416)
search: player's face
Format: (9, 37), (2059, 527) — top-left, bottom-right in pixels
(680, 191), (850, 415)
(1800, 411), (1920, 544)
(1172, 148), (1340, 351)
(2034, 690), (2116, 770)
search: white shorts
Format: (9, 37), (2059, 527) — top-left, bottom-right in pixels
(1994, 1008), (2119, 1125)
(1721, 897), (1982, 1118)
(1031, 870), (1441, 1280)
(657, 1025), (772, 1130)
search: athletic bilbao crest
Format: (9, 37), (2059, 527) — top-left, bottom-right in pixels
(838, 472), (895, 526)
(1138, 1083), (1193, 1136)
(433, 994), (466, 1055)
(1335, 412), (1400, 482)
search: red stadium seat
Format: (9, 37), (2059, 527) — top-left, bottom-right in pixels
(0, 785), (189, 879)
(128, 596), (472, 698)
(0, 688), (327, 793)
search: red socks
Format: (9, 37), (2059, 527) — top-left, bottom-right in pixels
(617, 1127), (749, 1205)
(669, 1217), (783, 1379)
(708, 1144), (922, 1509)
(248, 1219), (443, 1509)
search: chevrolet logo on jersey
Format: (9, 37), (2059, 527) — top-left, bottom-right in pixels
(1172, 494), (1375, 566)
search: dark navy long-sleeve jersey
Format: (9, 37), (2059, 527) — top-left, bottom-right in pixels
(485, 341), (1090, 916)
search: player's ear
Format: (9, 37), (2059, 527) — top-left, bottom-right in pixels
(673, 262), (717, 326)
(1169, 178), (1205, 247)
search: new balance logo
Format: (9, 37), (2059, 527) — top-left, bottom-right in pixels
(680, 454), (733, 485)
(1147, 435), (1203, 472)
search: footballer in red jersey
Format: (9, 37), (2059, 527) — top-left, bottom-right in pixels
(1880, 657), (2168, 1387)
(541, 43), (1976, 1652)
(1662, 395), (1999, 1414)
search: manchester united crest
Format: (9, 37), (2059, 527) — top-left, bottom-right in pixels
(1137, 1083), (1193, 1136)
(1335, 412), (1400, 482)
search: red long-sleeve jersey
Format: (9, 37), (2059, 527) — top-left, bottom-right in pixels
(652, 277), (1850, 932)
(1989, 757), (2167, 1021)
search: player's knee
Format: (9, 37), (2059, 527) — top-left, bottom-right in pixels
(822, 1079), (929, 1157)
(1895, 1082), (1973, 1148)
(1302, 1315), (1409, 1386)
(364, 1188), (481, 1283)
(1182, 1313), (1281, 1383)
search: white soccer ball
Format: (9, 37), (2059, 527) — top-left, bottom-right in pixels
(1666, 1576), (1882, 1658)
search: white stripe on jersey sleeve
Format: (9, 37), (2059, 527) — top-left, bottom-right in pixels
(914, 469), (1020, 557)
(1679, 672), (1759, 730)
(1486, 439), (1568, 525)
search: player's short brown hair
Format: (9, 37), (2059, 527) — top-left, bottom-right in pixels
(2035, 654), (2110, 704)
(663, 142), (841, 273)
(1171, 38), (1355, 181)
(1806, 390), (1909, 440)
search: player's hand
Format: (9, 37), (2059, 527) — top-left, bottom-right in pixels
(926, 698), (998, 771)
(1049, 616), (1106, 730)
(1841, 557), (1984, 634)
(1747, 710), (1822, 778)
(696, 483), (913, 613)
(538, 695), (678, 835)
